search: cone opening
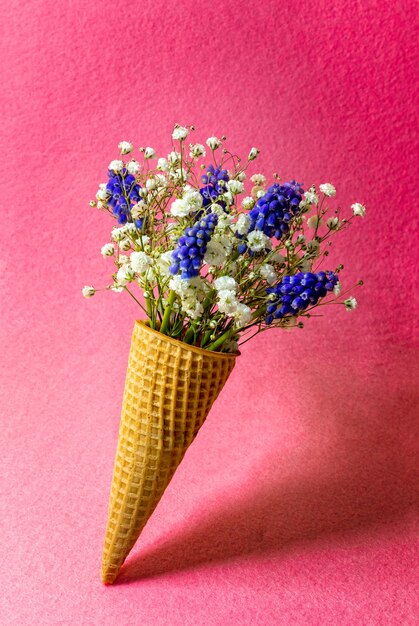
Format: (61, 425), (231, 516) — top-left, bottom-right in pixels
(135, 320), (239, 359)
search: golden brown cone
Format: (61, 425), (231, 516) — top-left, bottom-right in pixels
(101, 321), (237, 584)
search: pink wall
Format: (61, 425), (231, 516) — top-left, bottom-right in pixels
(1, 1), (418, 624)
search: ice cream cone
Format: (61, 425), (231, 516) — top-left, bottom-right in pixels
(101, 320), (237, 584)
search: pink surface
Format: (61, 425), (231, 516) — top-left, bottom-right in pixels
(1, 1), (418, 624)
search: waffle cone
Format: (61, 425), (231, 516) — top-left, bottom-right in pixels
(101, 321), (237, 584)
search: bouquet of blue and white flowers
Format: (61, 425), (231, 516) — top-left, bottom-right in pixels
(90, 125), (365, 584)
(84, 124), (364, 352)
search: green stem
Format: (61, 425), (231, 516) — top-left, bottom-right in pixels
(206, 328), (233, 352)
(160, 290), (176, 335)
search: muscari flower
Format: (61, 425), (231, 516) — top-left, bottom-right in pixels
(265, 271), (338, 324)
(106, 165), (142, 227)
(200, 164), (229, 208)
(237, 180), (304, 254)
(170, 212), (218, 279)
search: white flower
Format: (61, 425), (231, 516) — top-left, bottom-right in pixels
(270, 252), (286, 265)
(246, 230), (270, 252)
(156, 251), (174, 277)
(146, 178), (157, 190)
(242, 196), (255, 210)
(82, 285), (95, 298)
(171, 187), (203, 217)
(236, 171), (246, 182)
(204, 239), (228, 266)
(306, 240), (320, 256)
(307, 215), (322, 229)
(206, 136), (221, 150)
(333, 282), (341, 296)
(319, 183), (336, 197)
(326, 216), (340, 229)
(235, 214), (250, 236)
(256, 189), (265, 199)
(214, 276), (237, 292)
(250, 174), (266, 186)
(302, 188), (319, 206)
(116, 265), (135, 285)
(344, 296), (357, 311)
(136, 234), (150, 246)
(124, 222), (138, 236)
(248, 147), (260, 161)
(118, 141), (133, 155)
(234, 303), (252, 327)
(144, 147), (156, 159)
(118, 254), (130, 265)
(131, 201), (147, 219)
(351, 202), (366, 217)
(227, 179), (245, 195)
(126, 160), (140, 175)
(101, 243), (115, 257)
(111, 227), (125, 242)
(111, 284), (124, 293)
(260, 263), (277, 285)
(130, 251), (152, 274)
(217, 289), (239, 315)
(182, 298), (203, 320)
(172, 125), (189, 141)
(168, 150), (181, 164)
(96, 185), (109, 202)
(157, 157), (168, 171)
(119, 238), (132, 251)
(189, 143), (206, 158)
(108, 160), (124, 173)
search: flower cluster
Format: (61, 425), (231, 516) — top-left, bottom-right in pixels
(170, 212), (218, 279)
(266, 271), (338, 324)
(83, 125), (364, 352)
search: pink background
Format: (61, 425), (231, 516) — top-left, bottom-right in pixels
(1, 0), (418, 624)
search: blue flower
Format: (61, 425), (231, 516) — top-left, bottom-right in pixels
(248, 180), (304, 238)
(265, 271), (338, 324)
(106, 167), (142, 225)
(170, 212), (219, 279)
(200, 164), (229, 208)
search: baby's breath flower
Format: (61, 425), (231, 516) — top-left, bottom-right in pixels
(101, 243), (115, 257)
(206, 136), (221, 150)
(333, 282), (341, 296)
(242, 196), (255, 210)
(236, 171), (246, 182)
(126, 160), (140, 175)
(111, 227), (125, 242)
(189, 143), (206, 158)
(217, 289), (239, 315)
(110, 284), (124, 293)
(118, 141), (133, 155)
(214, 276), (237, 292)
(172, 125), (189, 141)
(306, 240), (320, 256)
(260, 263), (277, 285)
(302, 188), (319, 206)
(157, 157), (169, 171)
(144, 147), (156, 159)
(307, 215), (322, 229)
(130, 251), (152, 274)
(250, 174), (266, 186)
(119, 238), (132, 251)
(344, 296), (357, 311)
(227, 179), (245, 195)
(116, 265), (135, 285)
(326, 216), (340, 229)
(168, 150), (181, 164)
(234, 303), (252, 327)
(108, 160), (124, 173)
(82, 285), (95, 298)
(351, 202), (366, 217)
(319, 183), (336, 197)
(248, 147), (260, 161)
(246, 230), (270, 252)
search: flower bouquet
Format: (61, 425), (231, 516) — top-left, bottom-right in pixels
(84, 125), (365, 584)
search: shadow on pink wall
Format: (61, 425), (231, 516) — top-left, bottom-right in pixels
(112, 346), (418, 584)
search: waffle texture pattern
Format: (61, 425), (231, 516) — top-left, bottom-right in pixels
(101, 321), (237, 583)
